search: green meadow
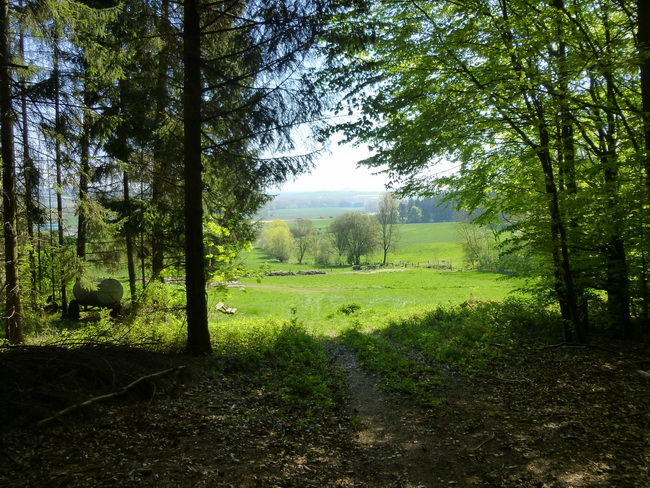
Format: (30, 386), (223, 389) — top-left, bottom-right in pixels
(212, 222), (522, 335)
(244, 222), (465, 270)
(209, 268), (518, 335)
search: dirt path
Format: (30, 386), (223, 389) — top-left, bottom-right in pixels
(331, 345), (441, 487)
(329, 342), (650, 488)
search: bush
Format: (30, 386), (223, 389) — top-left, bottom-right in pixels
(338, 303), (361, 315)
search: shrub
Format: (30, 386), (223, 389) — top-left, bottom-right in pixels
(338, 303), (361, 315)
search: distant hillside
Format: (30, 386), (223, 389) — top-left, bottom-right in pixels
(258, 190), (385, 220)
(259, 190), (458, 223)
(268, 190), (384, 207)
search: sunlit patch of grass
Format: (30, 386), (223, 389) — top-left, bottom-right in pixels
(211, 268), (520, 336)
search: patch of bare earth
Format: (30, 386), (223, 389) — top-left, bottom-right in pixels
(1, 340), (649, 487)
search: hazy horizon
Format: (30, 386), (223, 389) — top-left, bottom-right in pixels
(278, 142), (389, 193)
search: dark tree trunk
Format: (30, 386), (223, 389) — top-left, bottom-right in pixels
(76, 92), (91, 263)
(536, 116), (585, 343)
(183, 0), (212, 355)
(641, 0), (650, 171)
(639, 0), (650, 326)
(553, 2), (588, 332)
(1, 0), (23, 343)
(602, 70), (630, 336)
(54, 49), (68, 316)
(151, 0), (170, 281)
(124, 171), (137, 304)
(19, 18), (38, 305)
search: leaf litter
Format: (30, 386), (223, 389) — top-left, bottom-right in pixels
(1, 339), (649, 487)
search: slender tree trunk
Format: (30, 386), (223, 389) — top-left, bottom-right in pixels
(553, 1), (588, 331)
(151, 0), (170, 281)
(601, 68), (631, 336)
(183, 0), (211, 355)
(640, 0), (650, 179)
(1, 0), (23, 343)
(537, 117), (584, 342)
(77, 88), (91, 263)
(639, 0), (650, 326)
(54, 48), (68, 316)
(19, 16), (38, 305)
(123, 170), (137, 304)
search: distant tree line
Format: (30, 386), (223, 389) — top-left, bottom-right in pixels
(397, 196), (455, 223)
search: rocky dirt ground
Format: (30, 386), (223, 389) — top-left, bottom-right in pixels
(1, 340), (649, 487)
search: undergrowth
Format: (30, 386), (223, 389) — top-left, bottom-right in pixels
(23, 281), (188, 351)
(17, 286), (561, 417)
(211, 314), (346, 413)
(342, 298), (562, 407)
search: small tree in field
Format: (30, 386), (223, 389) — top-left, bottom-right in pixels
(291, 218), (315, 264)
(456, 221), (499, 270)
(329, 212), (380, 266)
(263, 220), (294, 263)
(407, 205), (422, 223)
(376, 193), (401, 265)
(310, 232), (335, 265)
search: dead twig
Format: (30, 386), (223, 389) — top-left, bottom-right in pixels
(471, 432), (496, 451)
(539, 342), (615, 353)
(36, 365), (185, 427)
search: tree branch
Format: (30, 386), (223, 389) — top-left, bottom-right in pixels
(36, 365), (185, 427)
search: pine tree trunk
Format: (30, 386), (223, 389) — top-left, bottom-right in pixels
(77, 89), (91, 263)
(19, 18), (38, 305)
(183, 0), (211, 355)
(639, 0), (650, 327)
(151, 0), (170, 281)
(54, 48), (68, 316)
(124, 171), (137, 304)
(1, 0), (23, 343)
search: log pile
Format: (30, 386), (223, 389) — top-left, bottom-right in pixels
(266, 270), (326, 276)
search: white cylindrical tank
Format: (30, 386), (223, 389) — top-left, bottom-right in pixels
(73, 279), (124, 308)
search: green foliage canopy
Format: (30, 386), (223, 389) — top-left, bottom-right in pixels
(320, 0), (647, 339)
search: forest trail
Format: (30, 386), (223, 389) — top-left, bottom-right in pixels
(330, 345), (442, 487)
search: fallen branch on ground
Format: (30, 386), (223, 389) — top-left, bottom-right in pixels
(539, 342), (614, 353)
(37, 365), (185, 427)
(472, 432), (496, 451)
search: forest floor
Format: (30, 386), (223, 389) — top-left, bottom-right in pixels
(1, 339), (649, 488)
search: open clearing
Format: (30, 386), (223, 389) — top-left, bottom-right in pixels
(211, 268), (516, 333)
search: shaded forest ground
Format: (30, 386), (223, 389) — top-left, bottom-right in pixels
(1, 337), (649, 487)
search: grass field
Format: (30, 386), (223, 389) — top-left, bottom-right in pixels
(209, 268), (520, 335)
(210, 221), (519, 334)
(58, 221), (521, 342)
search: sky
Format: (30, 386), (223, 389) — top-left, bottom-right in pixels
(278, 142), (390, 193)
